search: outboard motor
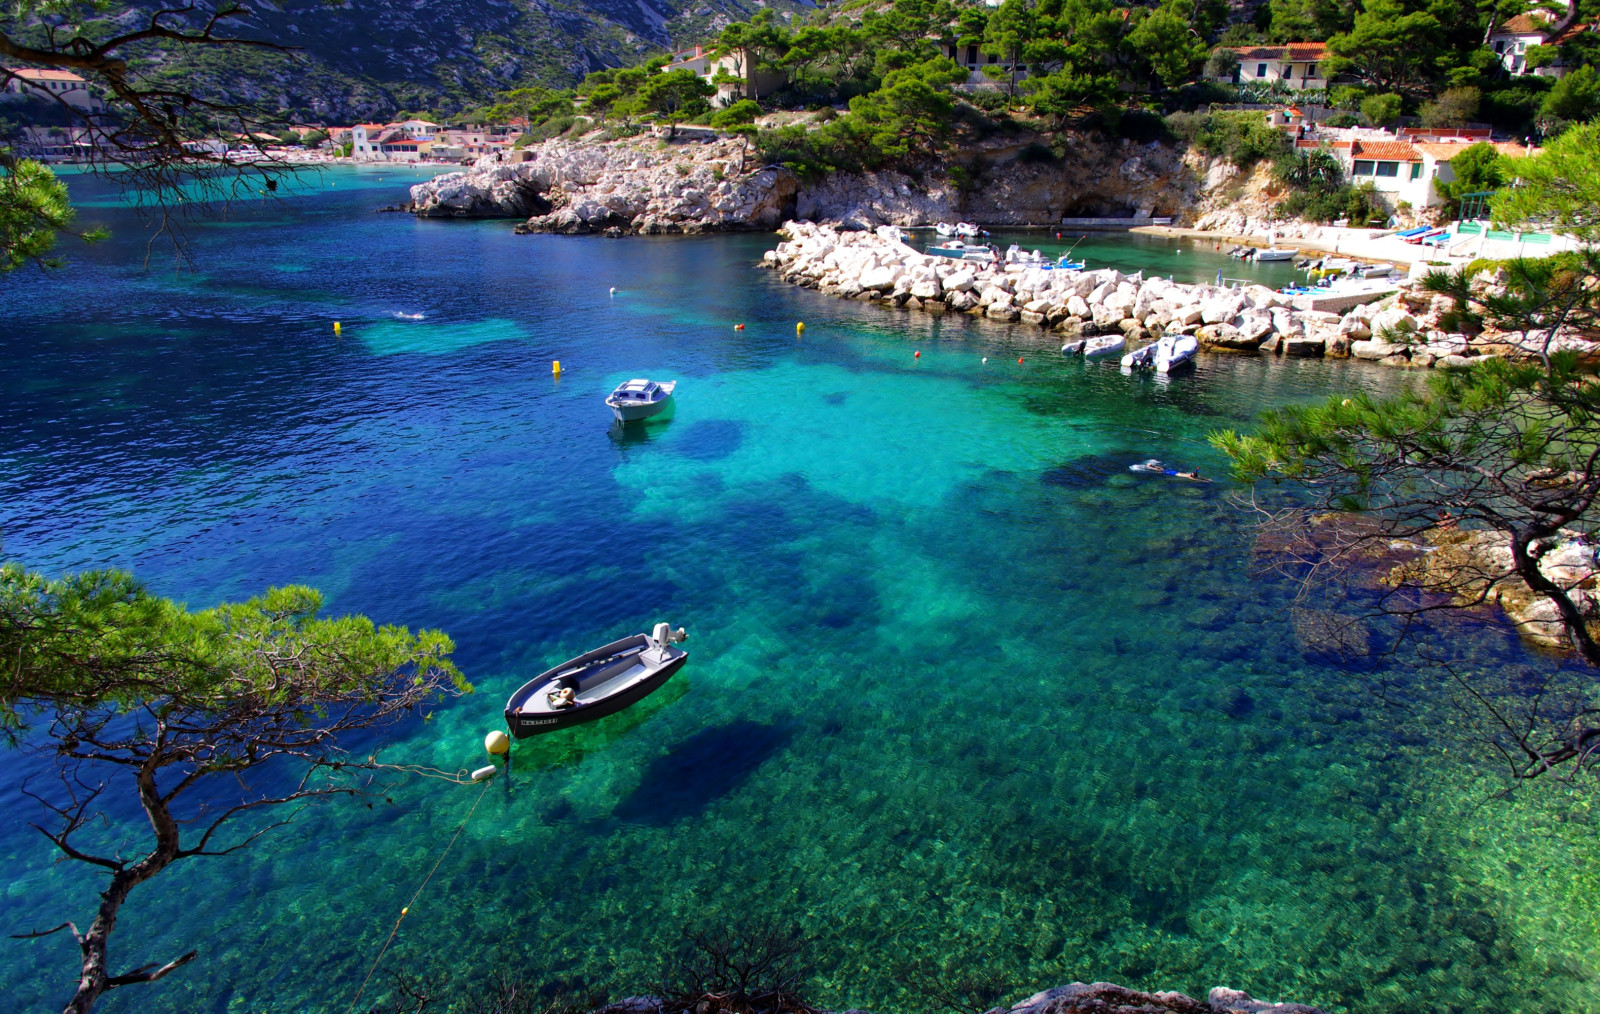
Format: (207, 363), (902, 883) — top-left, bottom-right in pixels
(651, 623), (689, 648)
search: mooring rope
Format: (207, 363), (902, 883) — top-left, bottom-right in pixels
(345, 777), (493, 1014)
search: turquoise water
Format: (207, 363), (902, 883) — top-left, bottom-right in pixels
(2, 168), (1599, 1014)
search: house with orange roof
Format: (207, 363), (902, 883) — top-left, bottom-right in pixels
(1211, 43), (1329, 90)
(1302, 134), (1541, 210)
(1488, 0), (1591, 77)
(2, 67), (103, 112)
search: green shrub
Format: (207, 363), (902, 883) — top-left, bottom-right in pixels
(1280, 182), (1383, 224)
(1017, 141), (1057, 164)
(1166, 110), (1290, 168)
(968, 90), (1009, 113)
(1117, 108), (1170, 142)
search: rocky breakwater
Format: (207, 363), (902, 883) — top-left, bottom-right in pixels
(764, 225), (1600, 373)
(407, 137), (798, 235)
(767, 222), (1345, 358)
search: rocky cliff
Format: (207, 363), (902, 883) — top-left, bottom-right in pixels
(409, 137), (798, 233)
(406, 130), (1203, 232)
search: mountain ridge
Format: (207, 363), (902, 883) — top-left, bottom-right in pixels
(129, 0), (811, 123)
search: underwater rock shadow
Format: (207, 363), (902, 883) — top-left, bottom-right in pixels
(611, 720), (794, 827)
(670, 419), (746, 461)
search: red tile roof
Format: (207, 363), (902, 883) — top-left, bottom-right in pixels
(1351, 140), (1422, 160)
(1499, 11), (1556, 34)
(8, 67), (87, 82)
(1230, 43), (1328, 61)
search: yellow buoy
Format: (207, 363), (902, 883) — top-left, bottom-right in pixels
(484, 730), (510, 756)
(796, 321), (806, 334)
(333, 321), (342, 334)
(552, 360), (562, 376)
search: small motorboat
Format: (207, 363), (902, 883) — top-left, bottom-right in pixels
(954, 222), (986, 238)
(1359, 262), (1395, 278)
(1082, 334), (1126, 359)
(1061, 337), (1087, 355)
(935, 222), (956, 237)
(504, 623), (689, 738)
(1055, 257), (1086, 270)
(606, 378), (676, 423)
(1253, 247), (1296, 261)
(1005, 244), (1047, 265)
(1121, 343), (1157, 370)
(1155, 333), (1198, 374)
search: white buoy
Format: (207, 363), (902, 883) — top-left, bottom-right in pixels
(484, 730), (509, 756)
(609, 287), (616, 297)
(982, 357), (988, 364)
(471, 765), (498, 782)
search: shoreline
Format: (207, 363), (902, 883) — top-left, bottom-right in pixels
(763, 221), (1584, 372)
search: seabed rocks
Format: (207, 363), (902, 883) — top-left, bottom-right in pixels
(594, 983), (1327, 1014)
(763, 223), (1600, 371)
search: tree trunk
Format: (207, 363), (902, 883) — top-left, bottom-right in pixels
(63, 759), (181, 1014)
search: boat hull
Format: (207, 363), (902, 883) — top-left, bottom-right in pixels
(504, 639), (688, 738)
(1082, 335), (1126, 359)
(608, 397), (673, 423)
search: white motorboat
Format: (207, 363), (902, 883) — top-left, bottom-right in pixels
(504, 623), (689, 738)
(954, 222), (986, 238)
(1155, 333), (1198, 374)
(935, 222), (956, 237)
(605, 378), (676, 423)
(1005, 244), (1047, 265)
(1082, 334), (1126, 359)
(1254, 247), (1296, 261)
(929, 239), (995, 262)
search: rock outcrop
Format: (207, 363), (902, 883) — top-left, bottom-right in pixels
(408, 138), (799, 234)
(408, 131), (1201, 233)
(1387, 526), (1600, 649)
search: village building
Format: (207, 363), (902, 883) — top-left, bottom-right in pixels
(936, 41), (1030, 89)
(1296, 134), (1537, 209)
(662, 45), (788, 103)
(1212, 43), (1328, 90)
(1488, 0), (1591, 77)
(2, 67), (103, 111)
(350, 122), (436, 161)
(14, 125), (95, 161)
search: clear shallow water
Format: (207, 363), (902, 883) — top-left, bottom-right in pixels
(2, 169), (1599, 1014)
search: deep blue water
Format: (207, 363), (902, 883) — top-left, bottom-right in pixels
(1, 166), (1597, 1014)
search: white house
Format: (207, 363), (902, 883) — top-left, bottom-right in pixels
(1305, 136), (1539, 209)
(1488, 0), (1590, 77)
(662, 45), (787, 103)
(2, 67), (102, 111)
(1214, 43), (1329, 90)
(937, 41), (1030, 89)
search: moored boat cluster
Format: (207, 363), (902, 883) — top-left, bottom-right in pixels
(762, 223), (1596, 370)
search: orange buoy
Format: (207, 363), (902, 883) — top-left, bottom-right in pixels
(914, 350), (921, 358)
(735, 323), (745, 330)
(1018, 357), (1024, 364)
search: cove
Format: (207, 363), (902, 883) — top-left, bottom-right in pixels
(1, 167), (1597, 1014)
